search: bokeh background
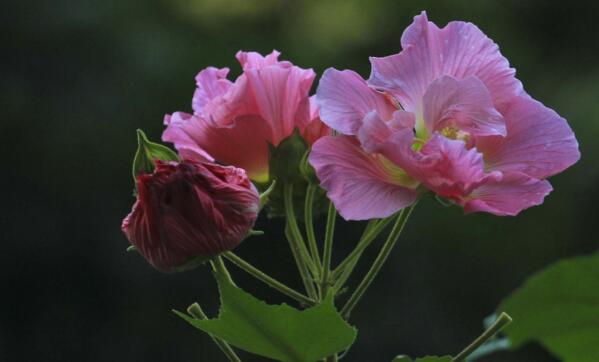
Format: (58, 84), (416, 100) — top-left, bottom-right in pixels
(4, 0), (599, 361)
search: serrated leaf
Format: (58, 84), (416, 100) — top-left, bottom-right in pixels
(175, 274), (357, 362)
(498, 251), (599, 362)
(132, 129), (179, 181)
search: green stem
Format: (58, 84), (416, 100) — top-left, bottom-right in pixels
(187, 303), (241, 362)
(222, 252), (315, 306)
(304, 183), (322, 273)
(331, 216), (394, 281)
(284, 183), (319, 298)
(341, 204), (416, 319)
(453, 312), (513, 362)
(325, 355), (338, 362)
(285, 223), (318, 299)
(320, 201), (337, 297)
(211, 256), (235, 286)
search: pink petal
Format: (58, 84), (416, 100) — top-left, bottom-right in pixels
(302, 96), (331, 145)
(463, 172), (553, 216)
(243, 64), (315, 143)
(192, 67), (232, 115)
(236, 50), (292, 69)
(309, 136), (418, 220)
(381, 133), (489, 198)
(423, 76), (506, 136)
(316, 68), (396, 135)
(476, 96), (580, 179)
(163, 112), (273, 183)
(357, 111), (415, 153)
(163, 112), (215, 162)
(369, 11), (523, 114)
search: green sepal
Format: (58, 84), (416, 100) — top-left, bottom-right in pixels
(132, 129), (179, 182)
(174, 274), (357, 362)
(268, 128), (308, 184)
(299, 148), (318, 184)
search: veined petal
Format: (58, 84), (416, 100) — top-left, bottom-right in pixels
(423, 76), (505, 137)
(463, 172), (553, 216)
(368, 11), (523, 114)
(316, 68), (396, 135)
(192, 67), (232, 115)
(477, 96), (580, 179)
(236, 50), (292, 69)
(244, 65), (315, 143)
(309, 136), (418, 220)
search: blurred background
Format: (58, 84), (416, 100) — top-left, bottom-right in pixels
(3, 0), (599, 361)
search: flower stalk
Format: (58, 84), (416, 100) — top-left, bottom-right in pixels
(341, 204), (416, 319)
(453, 312), (513, 361)
(320, 201), (337, 297)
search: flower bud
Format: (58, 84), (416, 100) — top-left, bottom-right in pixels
(122, 160), (260, 272)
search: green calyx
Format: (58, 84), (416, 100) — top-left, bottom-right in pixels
(131, 129), (179, 182)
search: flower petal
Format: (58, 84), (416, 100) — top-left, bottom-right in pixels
(309, 136), (417, 220)
(192, 67), (233, 115)
(423, 76), (505, 136)
(243, 64), (315, 143)
(163, 112), (273, 182)
(477, 96), (580, 179)
(463, 172), (553, 216)
(236, 50), (292, 69)
(316, 68), (396, 135)
(369, 11), (523, 114)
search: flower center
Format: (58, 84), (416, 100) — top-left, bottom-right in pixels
(375, 154), (420, 189)
(440, 126), (470, 143)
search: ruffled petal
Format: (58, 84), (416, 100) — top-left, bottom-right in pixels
(316, 68), (396, 135)
(163, 112), (274, 183)
(423, 76), (505, 136)
(463, 172), (553, 216)
(236, 50), (292, 69)
(369, 11), (523, 114)
(476, 96), (580, 179)
(192, 67), (232, 115)
(309, 136), (418, 220)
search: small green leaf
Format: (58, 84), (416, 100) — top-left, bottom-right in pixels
(132, 129), (179, 181)
(268, 128), (308, 184)
(174, 274), (357, 362)
(498, 251), (599, 362)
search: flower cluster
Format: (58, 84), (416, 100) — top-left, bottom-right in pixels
(122, 11), (579, 273)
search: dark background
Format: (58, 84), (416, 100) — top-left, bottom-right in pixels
(4, 0), (599, 361)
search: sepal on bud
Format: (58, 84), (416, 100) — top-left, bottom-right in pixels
(132, 129), (179, 182)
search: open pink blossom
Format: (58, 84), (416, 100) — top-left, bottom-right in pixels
(122, 160), (259, 272)
(163, 51), (329, 183)
(310, 11), (579, 220)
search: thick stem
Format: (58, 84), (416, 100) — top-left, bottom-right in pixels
(341, 204), (416, 319)
(304, 183), (322, 273)
(222, 252), (315, 306)
(453, 312), (513, 362)
(320, 201), (337, 298)
(187, 303), (241, 362)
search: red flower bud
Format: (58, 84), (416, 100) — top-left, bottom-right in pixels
(122, 160), (259, 272)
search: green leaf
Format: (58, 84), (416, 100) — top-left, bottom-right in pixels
(392, 356), (452, 362)
(174, 274), (357, 362)
(498, 251), (599, 362)
(132, 129), (179, 181)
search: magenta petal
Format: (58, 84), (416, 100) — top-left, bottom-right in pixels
(316, 68), (395, 135)
(463, 172), (553, 216)
(192, 67), (233, 115)
(309, 136), (418, 220)
(423, 76), (506, 136)
(477, 96), (580, 179)
(369, 11), (523, 113)
(236, 50), (291, 69)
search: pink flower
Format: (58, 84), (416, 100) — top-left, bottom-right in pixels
(163, 51), (329, 183)
(122, 160), (259, 272)
(310, 12), (579, 220)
